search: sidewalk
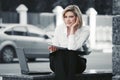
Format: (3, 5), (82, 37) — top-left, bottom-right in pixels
(0, 42), (112, 80)
(0, 70), (112, 80)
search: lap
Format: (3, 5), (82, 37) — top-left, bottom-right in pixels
(49, 50), (87, 74)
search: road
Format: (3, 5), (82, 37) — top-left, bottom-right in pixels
(0, 50), (112, 74)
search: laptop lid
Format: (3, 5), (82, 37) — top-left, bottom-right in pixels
(16, 48), (52, 75)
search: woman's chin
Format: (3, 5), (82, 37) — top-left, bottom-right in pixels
(66, 25), (72, 28)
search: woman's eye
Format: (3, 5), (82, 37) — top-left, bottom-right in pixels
(69, 16), (74, 18)
(64, 16), (67, 18)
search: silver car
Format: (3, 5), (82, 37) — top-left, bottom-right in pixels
(0, 24), (51, 63)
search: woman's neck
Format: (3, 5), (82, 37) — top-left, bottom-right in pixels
(67, 26), (78, 37)
(67, 27), (70, 37)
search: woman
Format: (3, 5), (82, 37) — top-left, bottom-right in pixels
(48, 5), (90, 80)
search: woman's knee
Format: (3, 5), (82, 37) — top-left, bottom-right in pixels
(76, 56), (87, 74)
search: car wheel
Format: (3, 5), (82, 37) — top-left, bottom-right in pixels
(1, 47), (14, 63)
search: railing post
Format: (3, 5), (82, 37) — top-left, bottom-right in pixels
(86, 8), (97, 49)
(52, 6), (64, 27)
(16, 4), (28, 24)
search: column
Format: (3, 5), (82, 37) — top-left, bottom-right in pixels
(112, 0), (120, 80)
(16, 4), (28, 24)
(86, 8), (97, 49)
(52, 6), (64, 27)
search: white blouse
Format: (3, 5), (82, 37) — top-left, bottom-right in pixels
(52, 24), (90, 51)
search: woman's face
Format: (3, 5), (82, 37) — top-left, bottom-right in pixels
(64, 11), (77, 28)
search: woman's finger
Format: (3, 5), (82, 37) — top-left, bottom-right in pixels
(52, 46), (56, 52)
(53, 46), (57, 52)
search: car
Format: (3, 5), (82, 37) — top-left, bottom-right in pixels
(0, 23), (52, 63)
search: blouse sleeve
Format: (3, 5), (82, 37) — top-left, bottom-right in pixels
(68, 27), (90, 50)
(52, 26), (60, 46)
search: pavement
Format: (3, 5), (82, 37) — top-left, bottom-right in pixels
(0, 49), (112, 73)
(0, 44), (112, 80)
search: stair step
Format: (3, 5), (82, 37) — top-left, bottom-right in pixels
(0, 72), (112, 80)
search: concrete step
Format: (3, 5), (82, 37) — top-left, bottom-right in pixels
(112, 75), (120, 80)
(0, 71), (112, 80)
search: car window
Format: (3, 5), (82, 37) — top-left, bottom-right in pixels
(28, 32), (45, 38)
(13, 26), (27, 36)
(28, 26), (45, 38)
(4, 28), (13, 35)
(29, 32), (41, 37)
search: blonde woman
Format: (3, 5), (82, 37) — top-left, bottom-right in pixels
(48, 5), (90, 80)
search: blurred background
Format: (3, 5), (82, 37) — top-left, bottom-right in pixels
(0, 0), (112, 14)
(0, 0), (112, 74)
(0, 0), (112, 50)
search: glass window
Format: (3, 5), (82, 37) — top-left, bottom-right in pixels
(28, 32), (40, 37)
(13, 26), (27, 36)
(28, 26), (44, 38)
(4, 28), (13, 35)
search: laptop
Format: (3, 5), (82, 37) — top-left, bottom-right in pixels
(16, 48), (52, 75)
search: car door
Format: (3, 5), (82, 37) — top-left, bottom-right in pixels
(12, 26), (34, 50)
(27, 26), (50, 58)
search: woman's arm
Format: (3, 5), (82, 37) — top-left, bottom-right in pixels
(48, 26), (60, 52)
(68, 27), (90, 50)
(52, 26), (60, 46)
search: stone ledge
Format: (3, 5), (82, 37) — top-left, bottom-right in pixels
(0, 72), (112, 80)
(112, 75), (120, 80)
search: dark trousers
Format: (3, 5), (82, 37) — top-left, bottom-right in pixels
(49, 50), (87, 80)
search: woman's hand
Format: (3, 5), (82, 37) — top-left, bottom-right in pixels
(70, 17), (80, 34)
(71, 17), (80, 29)
(48, 45), (58, 53)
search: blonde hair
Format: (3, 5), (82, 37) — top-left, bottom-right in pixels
(63, 5), (83, 28)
